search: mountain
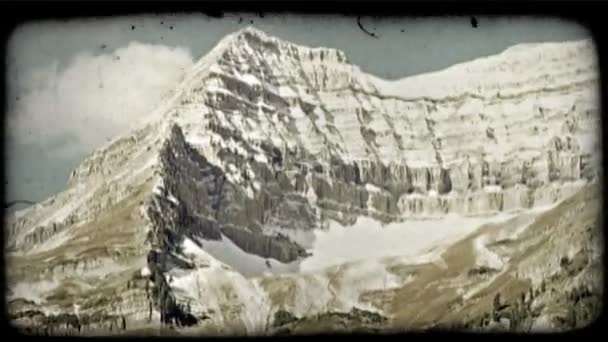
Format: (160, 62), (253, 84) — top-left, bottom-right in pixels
(5, 27), (602, 335)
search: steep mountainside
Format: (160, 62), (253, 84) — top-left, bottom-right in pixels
(4, 27), (602, 335)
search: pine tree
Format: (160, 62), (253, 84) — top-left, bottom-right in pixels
(493, 293), (501, 310)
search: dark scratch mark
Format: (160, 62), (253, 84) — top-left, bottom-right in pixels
(471, 17), (478, 28)
(161, 21), (164, 25)
(169, 26), (173, 30)
(357, 16), (379, 39)
(250, 20), (254, 24)
(401, 29), (404, 33)
(238, 17), (243, 24)
(131, 25), (135, 30)
(100, 44), (106, 49)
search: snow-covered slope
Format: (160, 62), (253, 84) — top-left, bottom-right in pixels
(5, 27), (602, 335)
(369, 40), (597, 99)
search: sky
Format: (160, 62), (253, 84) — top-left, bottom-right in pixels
(4, 14), (592, 207)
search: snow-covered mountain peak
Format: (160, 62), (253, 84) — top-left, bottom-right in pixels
(232, 25), (276, 43)
(227, 26), (347, 56)
(5, 29), (602, 335)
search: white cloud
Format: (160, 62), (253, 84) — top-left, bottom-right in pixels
(7, 42), (194, 157)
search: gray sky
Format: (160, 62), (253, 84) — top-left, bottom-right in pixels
(5, 14), (591, 207)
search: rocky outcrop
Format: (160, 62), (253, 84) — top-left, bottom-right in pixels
(455, 271), (602, 333)
(435, 183), (602, 333)
(149, 124), (310, 261)
(271, 307), (388, 335)
(12, 311), (131, 336)
(221, 225), (309, 263)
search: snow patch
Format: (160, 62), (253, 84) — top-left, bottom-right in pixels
(254, 153), (269, 164)
(484, 185), (503, 193)
(168, 237), (272, 335)
(328, 259), (405, 311)
(141, 266), (151, 277)
(473, 234), (504, 270)
(365, 183), (383, 193)
(168, 194), (180, 206)
(300, 213), (518, 272)
(9, 279), (60, 305)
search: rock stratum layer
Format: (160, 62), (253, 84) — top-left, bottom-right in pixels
(5, 27), (602, 335)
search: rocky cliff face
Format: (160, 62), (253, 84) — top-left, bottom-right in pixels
(174, 28), (599, 221)
(4, 27), (602, 335)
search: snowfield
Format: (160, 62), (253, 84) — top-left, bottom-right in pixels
(299, 213), (519, 272)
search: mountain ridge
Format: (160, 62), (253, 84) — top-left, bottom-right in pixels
(64, 29), (599, 165)
(13, 28), (596, 203)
